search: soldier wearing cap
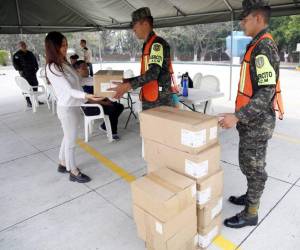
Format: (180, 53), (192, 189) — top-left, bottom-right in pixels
(110, 7), (173, 110)
(219, 0), (284, 228)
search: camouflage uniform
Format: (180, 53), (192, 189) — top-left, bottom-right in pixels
(235, 28), (280, 206)
(128, 31), (173, 110)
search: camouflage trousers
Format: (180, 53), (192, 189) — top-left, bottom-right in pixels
(238, 135), (269, 206)
(142, 92), (173, 110)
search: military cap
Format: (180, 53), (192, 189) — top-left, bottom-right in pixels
(131, 7), (153, 26)
(241, 0), (271, 18)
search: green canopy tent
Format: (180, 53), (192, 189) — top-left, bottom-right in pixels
(1, 0), (299, 99)
(1, 0), (299, 34)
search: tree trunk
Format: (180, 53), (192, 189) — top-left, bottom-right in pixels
(193, 44), (198, 61)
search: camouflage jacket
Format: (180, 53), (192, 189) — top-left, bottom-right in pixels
(128, 31), (173, 110)
(235, 28), (280, 138)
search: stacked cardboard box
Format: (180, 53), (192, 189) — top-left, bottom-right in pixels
(140, 106), (224, 249)
(131, 167), (198, 250)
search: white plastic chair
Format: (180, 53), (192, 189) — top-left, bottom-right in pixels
(192, 72), (203, 89)
(195, 75), (220, 114)
(199, 75), (220, 92)
(15, 76), (48, 113)
(80, 103), (113, 142)
(38, 68), (57, 113)
(46, 84), (58, 114)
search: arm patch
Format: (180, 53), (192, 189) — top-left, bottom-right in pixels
(255, 54), (276, 86)
(149, 43), (163, 67)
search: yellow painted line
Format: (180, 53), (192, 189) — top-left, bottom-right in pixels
(213, 235), (241, 250)
(273, 132), (300, 145)
(76, 139), (136, 183)
(77, 139), (239, 249)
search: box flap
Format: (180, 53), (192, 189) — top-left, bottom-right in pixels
(150, 168), (195, 191)
(94, 70), (124, 76)
(141, 106), (217, 128)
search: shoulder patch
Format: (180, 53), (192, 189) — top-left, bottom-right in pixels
(255, 54), (276, 86)
(153, 43), (161, 51)
(255, 56), (264, 68)
(149, 43), (163, 67)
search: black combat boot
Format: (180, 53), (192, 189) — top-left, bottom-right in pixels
(224, 204), (258, 228)
(228, 194), (247, 206)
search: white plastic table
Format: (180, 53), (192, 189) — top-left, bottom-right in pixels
(179, 88), (224, 113)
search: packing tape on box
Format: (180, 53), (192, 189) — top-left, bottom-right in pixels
(211, 198), (223, 220)
(196, 188), (211, 205)
(194, 235), (198, 246)
(144, 211), (155, 243)
(198, 226), (219, 248)
(191, 184), (197, 198)
(185, 159), (209, 178)
(155, 221), (163, 235)
(181, 129), (206, 148)
(147, 172), (196, 213)
(147, 173), (181, 194)
(209, 126), (218, 140)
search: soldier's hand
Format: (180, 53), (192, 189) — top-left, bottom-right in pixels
(218, 113), (239, 129)
(108, 82), (132, 99)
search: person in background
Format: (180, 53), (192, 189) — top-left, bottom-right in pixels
(219, 0), (284, 228)
(73, 60), (93, 94)
(80, 39), (93, 76)
(13, 41), (44, 107)
(73, 60), (124, 141)
(45, 31), (104, 183)
(70, 54), (79, 67)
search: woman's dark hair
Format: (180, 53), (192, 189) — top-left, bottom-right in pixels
(45, 31), (67, 74)
(73, 60), (86, 70)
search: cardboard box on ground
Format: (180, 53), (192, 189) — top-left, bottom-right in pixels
(93, 70), (123, 98)
(146, 234), (198, 250)
(131, 168), (198, 250)
(197, 215), (222, 249)
(140, 106), (219, 154)
(134, 204), (197, 250)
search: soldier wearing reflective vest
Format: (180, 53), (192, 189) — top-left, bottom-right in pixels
(110, 7), (173, 110)
(218, 0), (284, 228)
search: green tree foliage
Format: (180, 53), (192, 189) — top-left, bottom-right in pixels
(0, 15), (299, 64)
(0, 50), (9, 66)
(270, 15), (300, 62)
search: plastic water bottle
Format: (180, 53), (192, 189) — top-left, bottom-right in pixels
(182, 76), (188, 97)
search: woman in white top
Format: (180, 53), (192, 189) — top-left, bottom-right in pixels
(45, 31), (102, 183)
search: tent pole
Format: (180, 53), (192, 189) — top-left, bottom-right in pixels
(98, 31), (103, 69)
(229, 11), (234, 101)
(15, 0), (23, 38)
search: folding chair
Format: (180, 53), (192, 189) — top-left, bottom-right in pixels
(195, 75), (220, 113)
(192, 72), (203, 89)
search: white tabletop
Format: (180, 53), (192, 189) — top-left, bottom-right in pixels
(179, 88), (224, 105)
